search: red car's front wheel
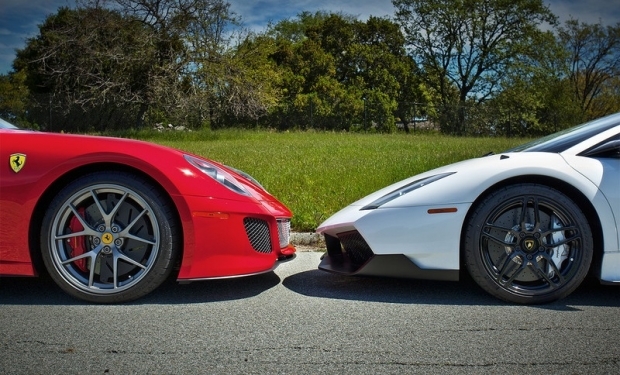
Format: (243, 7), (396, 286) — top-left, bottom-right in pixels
(40, 171), (179, 303)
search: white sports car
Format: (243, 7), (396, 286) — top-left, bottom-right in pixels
(316, 113), (620, 304)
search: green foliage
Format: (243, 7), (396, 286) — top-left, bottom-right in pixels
(0, 70), (31, 127)
(7, 1), (620, 135)
(131, 129), (526, 231)
(393, 0), (558, 133)
(266, 12), (426, 131)
(557, 20), (620, 121)
(14, 6), (159, 131)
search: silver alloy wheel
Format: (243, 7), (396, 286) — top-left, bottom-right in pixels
(48, 183), (161, 295)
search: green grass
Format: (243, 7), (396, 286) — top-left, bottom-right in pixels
(127, 129), (528, 231)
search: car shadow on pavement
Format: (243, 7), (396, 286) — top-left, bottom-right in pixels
(282, 270), (620, 309)
(140, 272), (281, 304)
(0, 272), (281, 305)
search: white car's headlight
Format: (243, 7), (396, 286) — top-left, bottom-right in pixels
(361, 172), (455, 210)
(184, 155), (250, 196)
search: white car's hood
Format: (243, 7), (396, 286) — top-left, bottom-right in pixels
(317, 151), (602, 233)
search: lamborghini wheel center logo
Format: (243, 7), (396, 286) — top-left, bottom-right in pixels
(523, 238), (538, 252)
(10, 153), (26, 173)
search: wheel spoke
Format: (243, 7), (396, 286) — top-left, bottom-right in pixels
(90, 189), (109, 225)
(495, 252), (523, 285)
(60, 247), (100, 288)
(546, 235), (579, 248)
(55, 230), (94, 240)
(115, 249), (147, 269)
(518, 196), (541, 232)
(112, 248), (147, 288)
(531, 253), (565, 289)
(531, 197), (541, 232)
(61, 248), (98, 265)
(63, 204), (98, 235)
(542, 226), (580, 248)
(500, 261), (527, 287)
(91, 189), (129, 227)
(124, 233), (157, 245)
(482, 224), (516, 246)
(518, 196), (528, 231)
(105, 191), (128, 223)
(118, 208), (157, 245)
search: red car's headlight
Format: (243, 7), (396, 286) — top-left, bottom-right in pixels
(184, 155), (250, 196)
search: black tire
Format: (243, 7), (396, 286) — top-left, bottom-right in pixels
(464, 184), (592, 304)
(40, 171), (180, 303)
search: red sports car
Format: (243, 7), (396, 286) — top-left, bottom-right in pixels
(0, 118), (295, 303)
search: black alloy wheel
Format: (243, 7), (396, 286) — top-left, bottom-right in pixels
(464, 184), (593, 304)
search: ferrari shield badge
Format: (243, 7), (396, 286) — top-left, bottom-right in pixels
(10, 153), (26, 173)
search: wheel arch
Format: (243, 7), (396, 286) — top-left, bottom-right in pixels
(27, 162), (185, 275)
(459, 174), (603, 277)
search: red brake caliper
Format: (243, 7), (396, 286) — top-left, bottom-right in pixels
(68, 207), (88, 272)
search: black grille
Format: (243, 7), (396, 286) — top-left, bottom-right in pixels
(244, 218), (272, 254)
(331, 231), (373, 265)
(339, 231), (373, 264)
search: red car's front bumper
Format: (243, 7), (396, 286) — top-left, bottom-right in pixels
(175, 195), (296, 281)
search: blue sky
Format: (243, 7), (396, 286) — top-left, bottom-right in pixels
(1, 0), (619, 74)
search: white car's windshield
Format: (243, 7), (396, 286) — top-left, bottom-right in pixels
(0, 118), (19, 129)
(508, 113), (620, 153)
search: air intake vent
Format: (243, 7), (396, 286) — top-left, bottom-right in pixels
(338, 231), (373, 265)
(243, 218), (272, 254)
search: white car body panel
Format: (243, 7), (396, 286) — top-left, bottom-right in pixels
(563, 155), (620, 252)
(354, 204), (471, 270)
(601, 253), (620, 283)
(317, 116), (620, 289)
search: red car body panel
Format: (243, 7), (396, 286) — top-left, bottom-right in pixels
(0, 129), (295, 280)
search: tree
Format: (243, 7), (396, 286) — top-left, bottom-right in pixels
(14, 0), (239, 131)
(14, 6), (155, 131)
(108, 0), (239, 128)
(209, 33), (284, 127)
(0, 71), (30, 126)
(267, 12), (427, 132)
(393, 0), (557, 134)
(557, 19), (620, 121)
(489, 30), (578, 136)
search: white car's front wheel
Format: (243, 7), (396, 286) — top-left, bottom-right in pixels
(464, 184), (593, 304)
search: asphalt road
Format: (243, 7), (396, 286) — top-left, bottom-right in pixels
(1, 252), (619, 374)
